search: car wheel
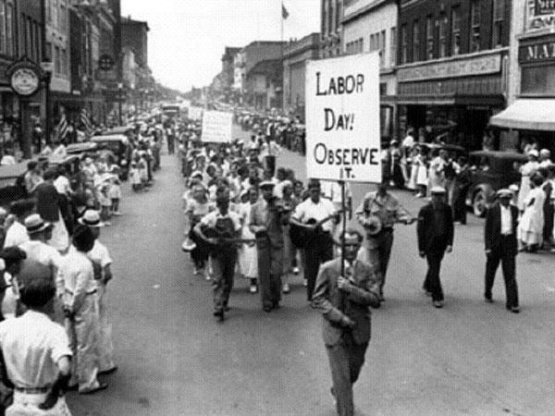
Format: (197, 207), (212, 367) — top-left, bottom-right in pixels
(473, 190), (487, 217)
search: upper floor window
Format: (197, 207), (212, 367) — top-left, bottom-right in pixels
(492, 0), (505, 48)
(470, 0), (481, 52)
(451, 7), (460, 56)
(380, 30), (386, 67)
(412, 20), (420, 62)
(438, 14), (447, 58)
(426, 15), (434, 60)
(390, 27), (396, 67)
(401, 24), (408, 64)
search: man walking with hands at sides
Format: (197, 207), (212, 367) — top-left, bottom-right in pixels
(249, 181), (288, 312)
(195, 186), (242, 322)
(312, 229), (381, 416)
(417, 186), (454, 308)
(355, 181), (413, 301)
(484, 189), (520, 313)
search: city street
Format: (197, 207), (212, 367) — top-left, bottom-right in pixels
(67, 124), (555, 416)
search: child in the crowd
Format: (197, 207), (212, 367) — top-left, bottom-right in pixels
(97, 181), (112, 225)
(109, 166), (122, 215)
(130, 162), (141, 192)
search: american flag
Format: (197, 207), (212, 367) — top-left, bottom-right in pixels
(80, 108), (93, 136)
(57, 114), (68, 140)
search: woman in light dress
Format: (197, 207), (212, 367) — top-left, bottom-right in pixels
(517, 150), (540, 210)
(416, 148), (429, 197)
(519, 173), (545, 252)
(237, 187), (259, 293)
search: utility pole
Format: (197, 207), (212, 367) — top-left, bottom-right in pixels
(40, 0), (52, 147)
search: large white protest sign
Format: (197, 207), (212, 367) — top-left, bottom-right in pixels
(305, 53), (381, 183)
(188, 106), (203, 121)
(201, 110), (233, 143)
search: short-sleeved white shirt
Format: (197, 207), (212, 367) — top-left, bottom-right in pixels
(4, 222), (29, 248)
(88, 240), (112, 268)
(200, 209), (242, 232)
(293, 197), (337, 233)
(0, 310), (71, 388)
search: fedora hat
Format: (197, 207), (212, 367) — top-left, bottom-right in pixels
(78, 210), (104, 227)
(24, 214), (51, 235)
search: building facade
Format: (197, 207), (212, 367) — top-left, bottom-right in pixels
(283, 33), (320, 120)
(396, 0), (511, 150)
(342, 0), (398, 140)
(320, 0), (343, 58)
(490, 0), (555, 151)
(221, 46), (240, 102)
(245, 58), (282, 110)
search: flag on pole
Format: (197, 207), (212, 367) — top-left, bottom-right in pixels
(80, 108), (93, 136)
(57, 114), (68, 140)
(282, 4), (289, 19)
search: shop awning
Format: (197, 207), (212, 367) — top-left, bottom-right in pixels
(489, 99), (555, 131)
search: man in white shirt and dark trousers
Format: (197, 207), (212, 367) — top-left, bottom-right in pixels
(290, 179), (339, 301)
(484, 189), (520, 313)
(0, 262), (73, 414)
(80, 210), (117, 374)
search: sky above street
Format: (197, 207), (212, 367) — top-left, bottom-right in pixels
(121, 0), (321, 93)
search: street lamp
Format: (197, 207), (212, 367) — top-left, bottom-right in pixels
(117, 82), (123, 126)
(40, 61), (53, 146)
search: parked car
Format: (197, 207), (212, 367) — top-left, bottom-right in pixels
(0, 162), (29, 207)
(90, 134), (132, 180)
(66, 142), (98, 156)
(466, 150), (528, 217)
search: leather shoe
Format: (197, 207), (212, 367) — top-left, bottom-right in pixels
(484, 294), (493, 303)
(79, 382), (108, 395)
(263, 306), (272, 312)
(507, 305), (520, 314)
(99, 366), (118, 376)
(433, 300), (444, 308)
(213, 309), (225, 321)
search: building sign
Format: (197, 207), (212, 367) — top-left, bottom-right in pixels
(529, 0), (555, 30)
(398, 53), (502, 83)
(305, 52), (381, 183)
(519, 36), (555, 64)
(201, 110), (232, 143)
(6, 56), (43, 97)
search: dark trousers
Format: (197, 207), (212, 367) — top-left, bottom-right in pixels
(485, 244), (518, 308)
(423, 252), (445, 302)
(304, 233), (334, 301)
(453, 186), (469, 224)
(257, 242), (283, 309)
(211, 249), (237, 313)
(364, 230), (394, 296)
(326, 334), (368, 416)
(167, 135), (175, 154)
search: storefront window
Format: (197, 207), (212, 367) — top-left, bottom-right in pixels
(0, 1), (5, 55)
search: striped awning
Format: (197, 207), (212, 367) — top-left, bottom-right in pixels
(490, 99), (555, 131)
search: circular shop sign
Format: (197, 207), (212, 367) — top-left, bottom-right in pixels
(10, 68), (40, 96)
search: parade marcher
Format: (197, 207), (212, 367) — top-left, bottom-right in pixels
(355, 181), (413, 301)
(237, 188), (258, 294)
(539, 148), (552, 168)
(417, 186), (454, 308)
(518, 172), (545, 252)
(185, 184), (212, 278)
(312, 229), (381, 416)
(0, 264), (73, 416)
(80, 210), (117, 375)
(428, 149), (447, 193)
(541, 167), (554, 248)
(415, 148), (429, 198)
(0, 247), (27, 320)
(35, 169), (70, 253)
(484, 189), (520, 313)
(194, 186), (242, 321)
(23, 161), (43, 197)
(249, 181), (288, 312)
(280, 181), (297, 294)
(3, 200), (34, 249)
(290, 179), (339, 301)
(452, 155), (471, 225)
(60, 225), (107, 394)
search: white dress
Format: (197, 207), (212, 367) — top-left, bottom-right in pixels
(237, 202), (257, 279)
(518, 161), (539, 210)
(518, 186), (545, 246)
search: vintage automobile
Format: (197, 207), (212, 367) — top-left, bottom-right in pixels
(0, 162), (29, 207)
(103, 125), (136, 142)
(66, 142), (99, 156)
(466, 150), (528, 217)
(90, 134), (132, 179)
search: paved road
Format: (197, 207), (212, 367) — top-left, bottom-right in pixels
(67, 125), (555, 415)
